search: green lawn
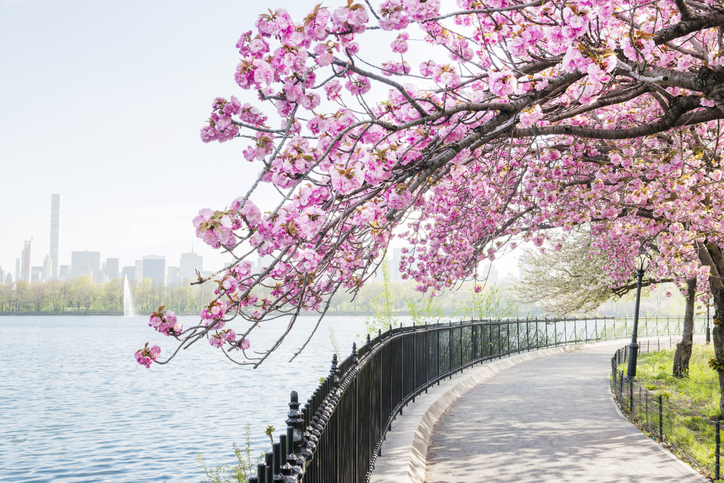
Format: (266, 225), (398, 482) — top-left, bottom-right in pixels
(617, 343), (722, 480)
(634, 344), (720, 419)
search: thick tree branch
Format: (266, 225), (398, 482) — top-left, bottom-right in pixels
(514, 96), (702, 139)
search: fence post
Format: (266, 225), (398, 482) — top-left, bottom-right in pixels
(286, 391), (305, 480)
(425, 326), (430, 391)
(618, 371), (624, 403)
(352, 343), (358, 483)
(645, 390), (648, 432)
(412, 329), (417, 402)
(265, 452), (274, 483)
(437, 328), (440, 385)
(507, 322), (511, 353)
(717, 420), (721, 481)
(658, 394), (663, 442)
(629, 379), (634, 413)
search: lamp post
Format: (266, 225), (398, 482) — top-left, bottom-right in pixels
(626, 247), (651, 381)
(707, 304), (711, 344)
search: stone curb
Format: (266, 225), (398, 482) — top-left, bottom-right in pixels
(369, 341), (622, 483)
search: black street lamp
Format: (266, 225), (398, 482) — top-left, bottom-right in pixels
(707, 304), (712, 344)
(626, 247), (651, 381)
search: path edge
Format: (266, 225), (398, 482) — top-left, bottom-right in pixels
(369, 343), (594, 483)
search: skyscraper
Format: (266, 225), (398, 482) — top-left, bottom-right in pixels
(50, 194), (61, 279)
(180, 252), (203, 282)
(21, 240), (31, 283)
(71, 251), (101, 280)
(42, 255), (53, 281)
(105, 258), (119, 280)
(143, 256), (166, 286)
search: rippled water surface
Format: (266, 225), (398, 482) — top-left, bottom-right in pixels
(0, 315), (367, 482)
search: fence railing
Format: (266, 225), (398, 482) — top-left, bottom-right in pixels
(249, 316), (706, 483)
(611, 342), (719, 480)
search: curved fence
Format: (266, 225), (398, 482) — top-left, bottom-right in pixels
(249, 316), (705, 483)
(611, 341), (719, 480)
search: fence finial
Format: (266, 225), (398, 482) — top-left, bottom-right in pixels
(286, 391), (305, 460)
(330, 353), (339, 386)
(352, 342), (357, 364)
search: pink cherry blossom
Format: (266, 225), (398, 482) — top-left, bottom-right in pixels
(142, 0), (724, 376)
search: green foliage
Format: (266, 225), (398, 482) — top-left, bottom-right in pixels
(404, 295), (443, 326)
(264, 425), (275, 446)
(363, 259), (397, 338)
(197, 423), (263, 483)
(617, 345), (721, 479)
(456, 285), (519, 320)
(328, 326), (341, 357)
(0, 276), (217, 314)
(632, 345), (720, 417)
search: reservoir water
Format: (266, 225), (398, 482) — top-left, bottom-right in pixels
(0, 315), (370, 482)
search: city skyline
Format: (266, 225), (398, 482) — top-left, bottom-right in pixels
(0, 191), (225, 284)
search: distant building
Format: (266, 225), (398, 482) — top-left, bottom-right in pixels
(31, 266), (43, 282)
(143, 256), (166, 286)
(50, 194), (61, 279)
(105, 258), (120, 281)
(391, 248), (402, 282)
(71, 251), (101, 280)
(5, 273), (12, 285)
(15, 258), (20, 284)
(134, 260), (143, 282)
(121, 266), (135, 281)
(21, 240), (32, 283)
(180, 252), (203, 282)
(0, 267), (4, 285)
(167, 266), (182, 287)
(96, 269), (108, 285)
(42, 255), (53, 281)
(58, 265), (70, 281)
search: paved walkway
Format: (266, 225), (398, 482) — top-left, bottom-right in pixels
(425, 342), (707, 483)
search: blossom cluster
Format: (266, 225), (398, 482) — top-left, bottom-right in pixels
(139, 0), (724, 367)
(135, 343), (161, 369)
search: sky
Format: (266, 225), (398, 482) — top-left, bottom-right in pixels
(0, 0), (519, 281)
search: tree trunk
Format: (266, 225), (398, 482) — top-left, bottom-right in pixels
(673, 277), (696, 378)
(697, 241), (724, 416)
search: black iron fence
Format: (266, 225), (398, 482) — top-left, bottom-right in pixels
(611, 342), (720, 480)
(249, 316), (705, 483)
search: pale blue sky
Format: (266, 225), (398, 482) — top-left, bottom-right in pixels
(0, 0), (519, 281)
(0, 0), (312, 275)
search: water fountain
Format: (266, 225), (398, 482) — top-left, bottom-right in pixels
(123, 275), (136, 317)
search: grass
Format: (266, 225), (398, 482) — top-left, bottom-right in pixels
(634, 344), (720, 419)
(615, 344), (722, 480)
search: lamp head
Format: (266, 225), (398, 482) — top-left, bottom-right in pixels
(635, 247), (651, 272)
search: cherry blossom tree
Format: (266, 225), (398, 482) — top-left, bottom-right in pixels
(137, 0), (724, 412)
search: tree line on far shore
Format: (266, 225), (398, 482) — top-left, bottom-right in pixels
(0, 270), (689, 319)
(0, 276), (218, 315)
